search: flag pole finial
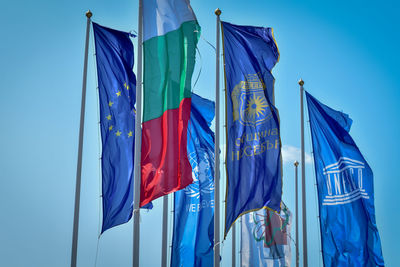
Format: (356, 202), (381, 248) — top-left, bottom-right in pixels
(215, 8), (222, 16)
(298, 79), (304, 86)
(86, 10), (92, 18)
(294, 161), (299, 167)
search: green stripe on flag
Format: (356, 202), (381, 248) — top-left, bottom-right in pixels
(143, 20), (200, 122)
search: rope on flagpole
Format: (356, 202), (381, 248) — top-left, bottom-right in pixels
(192, 32), (219, 94)
(89, 18), (104, 267)
(200, 34), (216, 52)
(213, 241), (221, 250)
(132, 208), (140, 214)
(192, 47), (202, 92)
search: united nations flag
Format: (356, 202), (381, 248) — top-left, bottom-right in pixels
(222, 21), (282, 237)
(171, 94), (215, 267)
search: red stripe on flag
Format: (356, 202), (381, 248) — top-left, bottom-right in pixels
(140, 98), (193, 207)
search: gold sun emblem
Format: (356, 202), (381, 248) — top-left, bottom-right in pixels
(245, 94), (268, 120)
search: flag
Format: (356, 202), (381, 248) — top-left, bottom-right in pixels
(221, 21), (282, 237)
(93, 23), (137, 233)
(306, 92), (384, 266)
(241, 204), (292, 267)
(171, 93), (215, 267)
(140, 0), (201, 207)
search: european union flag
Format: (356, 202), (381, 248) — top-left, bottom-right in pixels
(222, 21), (282, 237)
(171, 93), (215, 267)
(93, 22), (138, 233)
(306, 92), (384, 266)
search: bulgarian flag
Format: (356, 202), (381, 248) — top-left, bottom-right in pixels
(140, 0), (201, 206)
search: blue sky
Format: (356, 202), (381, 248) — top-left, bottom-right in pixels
(0, 0), (399, 266)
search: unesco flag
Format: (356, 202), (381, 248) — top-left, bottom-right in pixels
(222, 21), (282, 237)
(306, 92), (384, 266)
(171, 94), (215, 267)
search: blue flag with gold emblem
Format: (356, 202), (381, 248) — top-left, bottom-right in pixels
(306, 92), (384, 266)
(171, 93), (215, 267)
(93, 22), (138, 233)
(221, 21), (282, 237)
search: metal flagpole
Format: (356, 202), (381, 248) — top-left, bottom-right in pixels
(239, 218), (242, 266)
(71, 10), (92, 267)
(133, 0), (143, 266)
(294, 161), (299, 267)
(299, 79), (308, 267)
(214, 8), (221, 267)
(161, 195), (168, 267)
(232, 223), (236, 267)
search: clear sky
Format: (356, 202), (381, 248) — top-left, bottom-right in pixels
(1, 0), (399, 266)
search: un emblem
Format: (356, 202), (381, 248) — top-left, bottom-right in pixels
(184, 149), (214, 198)
(231, 74), (272, 127)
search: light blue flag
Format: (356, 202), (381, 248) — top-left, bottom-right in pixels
(241, 204), (292, 267)
(171, 93), (215, 267)
(306, 92), (384, 266)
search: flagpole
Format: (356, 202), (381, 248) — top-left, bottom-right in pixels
(214, 8), (221, 267)
(71, 10), (92, 267)
(161, 195), (168, 267)
(239, 218), (242, 266)
(294, 161), (299, 267)
(299, 79), (308, 267)
(232, 223), (236, 267)
(133, 0), (143, 266)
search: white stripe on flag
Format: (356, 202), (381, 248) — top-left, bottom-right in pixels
(143, 0), (197, 41)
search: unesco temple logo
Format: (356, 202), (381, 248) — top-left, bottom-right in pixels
(231, 74), (272, 127)
(322, 157), (370, 206)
